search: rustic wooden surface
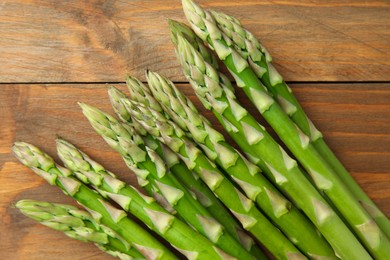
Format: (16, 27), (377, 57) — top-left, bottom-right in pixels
(0, 0), (389, 259)
(0, 0), (389, 82)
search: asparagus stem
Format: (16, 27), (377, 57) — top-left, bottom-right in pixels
(146, 66), (336, 258)
(210, 9), (390, 239)
(108, 86), (267, 259)
(171, 19), (372, 259)
(79, 103), (253, 259)
(16, 199), (142, 260)
(56, 139), (232, 260)
(123, 98), (306, 260)
(315, 139), (390, 237)
(12, 142), (176, 260)
(181, 0), (390, 258)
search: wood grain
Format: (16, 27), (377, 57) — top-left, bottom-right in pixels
(1, 1), (390, 258)
(0, 0), (389, 83)
(1, 83), (389, 259)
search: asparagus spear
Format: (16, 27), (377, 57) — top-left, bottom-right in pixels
(56, 139), (233, 260)
(210, 9), (390, 238)
(108, 86), (267, 259)
(181, 0), (390, 258)
(123, 99), (306, 260)
(16, 199), (141, 260)
(172, 28), (373, 259)
(146, 68), (336, 258)
(79, 103), (254, 259)
(12, 142), (176, 260)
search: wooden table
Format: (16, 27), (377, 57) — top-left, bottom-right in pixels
(1, 1), (389, 259)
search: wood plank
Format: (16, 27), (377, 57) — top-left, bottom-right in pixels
(1, 83), (389, 259)
(0, 0), (389, 83)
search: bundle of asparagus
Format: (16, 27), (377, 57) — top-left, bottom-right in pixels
(12, 0), (389, 259)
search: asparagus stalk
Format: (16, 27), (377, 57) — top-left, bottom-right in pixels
(181, 0), (390, 258)
(12, 142), (176, 260)
(15, 199), (141, 260)
(108, 86), (267, 259)
(56, 139), (233, 260)
(146, 68), (336, 258)
(123, 99), (306, 260)
(210, 9), (390, 238)
(172, 28), (373, 259)
(79, 103), (254, 259)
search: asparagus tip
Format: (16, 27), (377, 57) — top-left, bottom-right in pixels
(108, 87), (133, 123)
(13, 142), (54, 169)
(167, 18), (175, 26)
(79, 102), (100, 115)
(108, 85), (121, 93)
(78, 102), (93, 118)
(108, 86), (127, 104)
(15, 199), (33, 209)
(55, 138), (74, 156)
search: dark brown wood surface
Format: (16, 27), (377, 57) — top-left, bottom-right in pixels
(0, 0), (389, 259)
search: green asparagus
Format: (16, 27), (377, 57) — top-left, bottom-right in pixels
(123, 98), (307, 260)
(210, 9), (390, 238)
(108, 85), (267, 259)
(146, 68), (336, 258)
(16, 199), (141, 260)
(173, 27), (373, 259)
(79, 103), (254, 259)
(12, 142), (176, 260)
(181, 0), (390, 258)
(56, 139), (234, 260)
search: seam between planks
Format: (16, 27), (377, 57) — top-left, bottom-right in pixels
(0, 81), (390, 85)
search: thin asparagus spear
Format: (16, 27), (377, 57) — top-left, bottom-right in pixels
(146, 68), (336, 258)
(108, 86), (267, 259)
(12, 142), (176, 260)
(79, 103), (254, 259)
(172, 28), (373, 259)
(123, 99), (307, 260)
(210, 9), (390, 238)
(181, 0), (390, 258)
(16, 199), (141, 260)
(56, 139), (233, 260)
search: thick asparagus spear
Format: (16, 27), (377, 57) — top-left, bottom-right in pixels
(181, 0), (390, 258)
(12, 142), (176, 260)
(16, 199), (141, 260)
(56, 139), (233, 260)
(146, 68), (336, 258)
(108, 86), (267, 259)
(79, 103), (254, 259)
(123, 99), (306, 260)
(210, 9), (390, 238)
(172, 29), (373, 259)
